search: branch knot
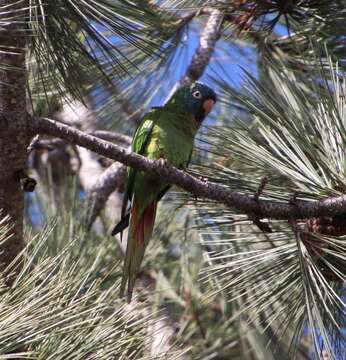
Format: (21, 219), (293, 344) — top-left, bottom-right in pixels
(14, 169), (37, 192)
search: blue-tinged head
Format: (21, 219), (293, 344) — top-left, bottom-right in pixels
(167, 82), (217, 122)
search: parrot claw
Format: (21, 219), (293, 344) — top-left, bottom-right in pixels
(199, 176), (208, 184)
(194, 177), (208, 201)
(158, 158), (168, 167)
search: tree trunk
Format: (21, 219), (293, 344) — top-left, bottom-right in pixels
(0, 2), (29, 277)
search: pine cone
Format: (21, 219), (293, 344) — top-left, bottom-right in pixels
(301, 214), (346, 282)
(306, 214), (346, 236)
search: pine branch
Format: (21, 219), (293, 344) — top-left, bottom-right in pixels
(89, 130), (131, 145)
(180, 9), (224, 86)
(32, 115), (346, 221)
(85, 162), (127, 229)
(84, 131), (130, 228)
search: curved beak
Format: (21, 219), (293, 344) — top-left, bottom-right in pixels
(203, 99), (215, 114)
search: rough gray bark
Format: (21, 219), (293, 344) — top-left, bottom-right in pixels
(180, 9), (224, 86)
(0, 2), (30, 275)
(85, 162), (127, 228)
(89, 131), (131, 145)
(82, 130), (131, 229)
(32, 115), (346, 221)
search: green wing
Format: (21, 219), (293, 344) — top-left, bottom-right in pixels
(153, 150), (193, 206)
(112, 108), (161, 236)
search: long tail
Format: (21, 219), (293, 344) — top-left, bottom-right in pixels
(119, 200), (157, 303)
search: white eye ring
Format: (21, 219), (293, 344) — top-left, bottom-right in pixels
(192, 90), (202, 99)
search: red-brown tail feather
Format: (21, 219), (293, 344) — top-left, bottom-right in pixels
(135, 202), (156, 243)
(120, 200), (157, 302)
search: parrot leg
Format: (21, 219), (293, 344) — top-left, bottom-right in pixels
(158, 158), (168, 167)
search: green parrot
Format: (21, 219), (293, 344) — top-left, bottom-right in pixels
(112, 82), (217, 302)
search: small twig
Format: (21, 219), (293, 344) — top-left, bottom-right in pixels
(193, 309), (206, 339)
(252, 176), (271, 232)
(27, 135), (40, 153)
(29, 138), (66, 152)
(253, 218), (272, 233)
(253, 176), (268, 201)
(289, 192), (298, 205)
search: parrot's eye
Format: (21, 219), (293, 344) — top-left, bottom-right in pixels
(192, 90), (202, 99)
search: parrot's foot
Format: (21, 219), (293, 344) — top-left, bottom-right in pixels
(193, 177), (208, 201)
(199, 176), (209, 184)
(158, 158), (168, 167)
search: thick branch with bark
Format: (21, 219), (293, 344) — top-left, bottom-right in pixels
(89, 131), (131, 145)
(0, 2), (30, 274)
(32, 116), (346, 221)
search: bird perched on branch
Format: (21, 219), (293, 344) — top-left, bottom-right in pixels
(112, 82), (217, 302)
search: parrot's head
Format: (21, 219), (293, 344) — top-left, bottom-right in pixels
(168, 82), (217, 123)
